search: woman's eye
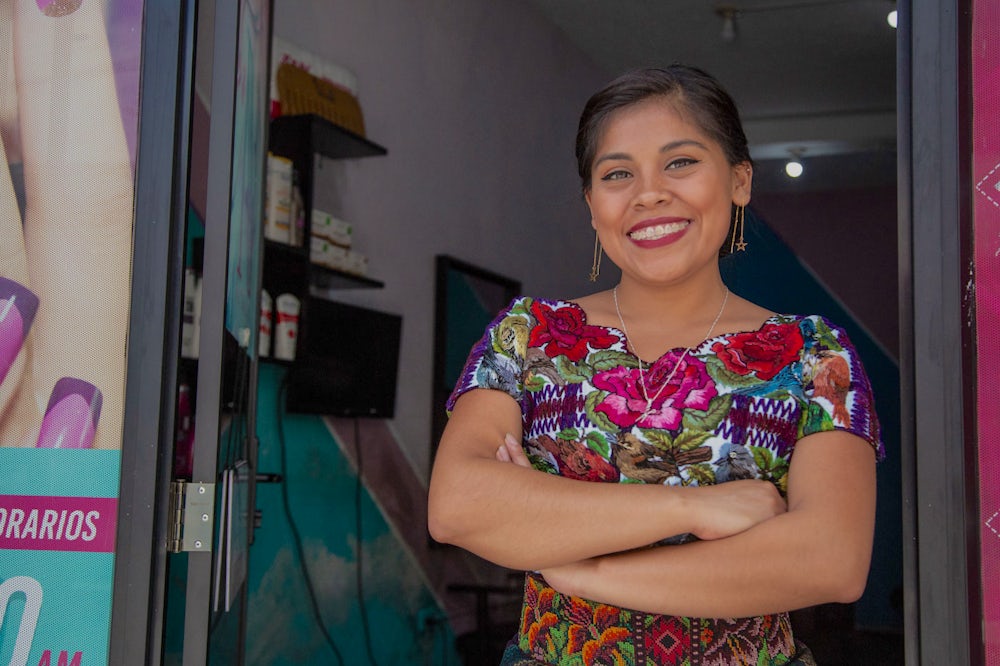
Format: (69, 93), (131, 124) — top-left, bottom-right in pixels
(601, 169), (631, 181)
(666, 158), (698, 170)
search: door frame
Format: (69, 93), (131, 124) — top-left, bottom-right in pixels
(899, 0), (980, 662)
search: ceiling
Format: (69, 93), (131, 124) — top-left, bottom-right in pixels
(525, 0), (899, 193)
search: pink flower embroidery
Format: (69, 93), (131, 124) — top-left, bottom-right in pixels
(593, 353), (716, 430)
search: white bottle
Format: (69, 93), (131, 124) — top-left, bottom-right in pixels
(273, 293), (300, 361)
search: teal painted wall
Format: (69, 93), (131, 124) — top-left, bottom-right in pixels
(244, 362), (459, 664)
(161, 363), (458, 665)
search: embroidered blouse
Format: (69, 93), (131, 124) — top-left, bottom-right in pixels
(447, 296), (882, 666)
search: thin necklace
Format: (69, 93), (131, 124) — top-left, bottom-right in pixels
(612, 285), (729, 418)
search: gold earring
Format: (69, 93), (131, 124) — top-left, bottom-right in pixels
(730, 204), (748, 252)
(589, 230), (603, 282)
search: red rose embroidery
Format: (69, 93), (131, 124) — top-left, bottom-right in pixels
(711, 322), (804, 380)
(528, 300), (618, 362)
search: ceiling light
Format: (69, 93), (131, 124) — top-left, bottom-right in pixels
(715, 7), (738, 42)
(785, 148), (806, 178)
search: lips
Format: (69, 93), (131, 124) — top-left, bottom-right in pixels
(626, 217), (690, 245)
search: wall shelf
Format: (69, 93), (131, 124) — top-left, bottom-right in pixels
(262, 114), (388, 360)
(270, 114), (387, 161)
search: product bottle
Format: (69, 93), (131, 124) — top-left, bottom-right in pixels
(273, 293), (300, 361)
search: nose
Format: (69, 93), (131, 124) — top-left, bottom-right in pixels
(632, 173), (670, 208)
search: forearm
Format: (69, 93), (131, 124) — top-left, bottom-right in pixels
(429, 441), (696, 571)
(429, 389), (788, 571)
(543, 431), (877, 617)
(558, 507), (871, 617)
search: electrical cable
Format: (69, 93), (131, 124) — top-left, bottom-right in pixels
(276, 376), (346, 666)
(354, 416), (380, 666)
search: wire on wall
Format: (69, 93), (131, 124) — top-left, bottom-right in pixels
(354, 417), (380, 666)
(276, 376), (346, 666)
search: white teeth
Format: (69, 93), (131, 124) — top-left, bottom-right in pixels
(629, 220), (688, 241)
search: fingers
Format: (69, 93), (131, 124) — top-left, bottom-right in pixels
(0, 129), (26, 283)
(495, 433), (533, 469)
(0, 275), (41, 444)
(495, 444), (511, 463)
(13, 0), (132, 449)
(503, 433), (532, 468)
(0, 128), (34, 437)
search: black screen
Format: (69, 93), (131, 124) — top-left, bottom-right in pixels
(285, 297), (402, 417)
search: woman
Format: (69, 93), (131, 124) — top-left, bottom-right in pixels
(427, 65), (882, 665)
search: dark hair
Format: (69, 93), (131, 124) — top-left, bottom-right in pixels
(575, 64), (751, 193)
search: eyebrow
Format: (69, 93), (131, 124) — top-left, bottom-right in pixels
(593, 139), (709, 168)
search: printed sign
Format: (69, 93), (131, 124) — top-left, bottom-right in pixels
(1, 2), (142, 665)
(0, 450), (120, 666)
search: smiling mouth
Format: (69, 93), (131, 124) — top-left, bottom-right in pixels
(628, 220), (689, 241)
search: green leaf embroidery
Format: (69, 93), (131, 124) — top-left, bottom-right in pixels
(673, 428), (713, 452)
(554, 354), (592, 383)
(684, 462), (716, 486)
(524, 374), (546, 393)
(811, 317), (844, 352)
(548, 625), (568, 659)
(798, 401), (834, 438)
(509, 300), (531, 317)
(638, 428), (674, 453)
(585, 390), (618, 433)
(556, 427), (579, 441)
(589, 349), (638, 371)
(750, 445), (775, 473)
(584, 430), (610, 458)
(681, 393), (733, 432)
(527, 454), (558, 475)
(704, 354), (762, 388)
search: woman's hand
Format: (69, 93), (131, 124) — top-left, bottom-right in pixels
(684, 479), (786, 541)
(495, 432), (532, 467)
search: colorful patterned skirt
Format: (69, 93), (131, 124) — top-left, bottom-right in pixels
(499, 573), (815, 666)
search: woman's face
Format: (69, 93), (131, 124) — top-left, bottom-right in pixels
(585, 98), (752, 287)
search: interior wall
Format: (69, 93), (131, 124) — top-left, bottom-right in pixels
(272, 0), (612, 483)
(752, 185), (899, 360)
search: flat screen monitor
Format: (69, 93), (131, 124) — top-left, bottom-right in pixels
(285, 297), (402, 417)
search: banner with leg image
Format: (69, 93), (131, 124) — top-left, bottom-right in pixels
(0, 1), (141, 663)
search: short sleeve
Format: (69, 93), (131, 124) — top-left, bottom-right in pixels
(445, 296), (530, 412)
(798, 316), (884, 460)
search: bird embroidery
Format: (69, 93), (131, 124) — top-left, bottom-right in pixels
(713, 442), (759, 482)
(532, 434), (618, 482)
(612, 432), (712, 484)
(806, 350), (851, 424)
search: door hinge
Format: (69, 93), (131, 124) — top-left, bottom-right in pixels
(167, 481), (215, 553)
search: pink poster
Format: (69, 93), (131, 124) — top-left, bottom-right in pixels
(974, 0), (1000, 658)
